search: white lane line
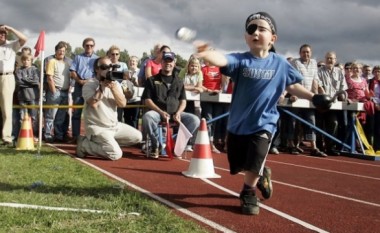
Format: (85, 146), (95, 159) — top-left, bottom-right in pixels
(269, 161), (380, 181)
(48, 146), (373, 232)
(211, 164), (380, 207)
(73, 153), (327, 232)
(76, 154), (327, 232)
(49, 146), (236, 233)
(201, 178), (329, 233)
(273, 180), (380, 207)
(303, 156), (380, 168)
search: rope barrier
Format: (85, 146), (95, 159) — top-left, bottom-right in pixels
(13, 104), (147, 109)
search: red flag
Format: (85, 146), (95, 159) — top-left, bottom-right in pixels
(166, 122), (174, 159)
(34, 30), (45, 57)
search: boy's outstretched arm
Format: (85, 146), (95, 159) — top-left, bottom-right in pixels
(194, 41), (228, 67)
(286, 83), (314, 101)
(287, 83), (333, 111)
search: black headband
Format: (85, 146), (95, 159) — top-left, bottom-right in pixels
(245, 12), (277, 35)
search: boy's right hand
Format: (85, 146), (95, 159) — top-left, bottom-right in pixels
(194, 41), (209, 54)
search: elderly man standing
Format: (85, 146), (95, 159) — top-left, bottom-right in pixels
(0, 24), (27, 146)
(76, 57), (142, 160)
(317, 51), (347, 155)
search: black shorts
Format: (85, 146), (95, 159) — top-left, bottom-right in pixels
(227, 131), (272, 175)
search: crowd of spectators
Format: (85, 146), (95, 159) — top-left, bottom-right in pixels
(1, 25), (379, 159)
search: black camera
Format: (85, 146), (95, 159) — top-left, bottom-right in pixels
(98, 64), (123, 81)
(104, 71), (124, 81)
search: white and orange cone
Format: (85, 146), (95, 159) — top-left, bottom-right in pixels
(182, 118), (220, 178)
(16, 113), (35, 151)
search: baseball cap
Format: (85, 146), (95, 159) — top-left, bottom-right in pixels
(245, 12), (277, 35)
(162, 52), (176, 61)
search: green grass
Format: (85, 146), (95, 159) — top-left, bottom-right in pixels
(0, 146), (208, 233)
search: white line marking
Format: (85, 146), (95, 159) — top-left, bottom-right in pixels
(0, 202), (106, 213)
(48, 146), (376, 232)
(50, 146), (236, 233)
(270, 160), (380, 180)
(210, 164), (380, 207)
(273, 180), (380, 207)
(306, 156), (380, 168)
(201, 178), (329, 233)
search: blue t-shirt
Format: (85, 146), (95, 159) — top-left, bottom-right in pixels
(220, 52), (303, 135)
(70, 53), (98, 80)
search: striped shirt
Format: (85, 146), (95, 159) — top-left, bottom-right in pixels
(318, 66), (347, 97)
(292, 58), (318, 91)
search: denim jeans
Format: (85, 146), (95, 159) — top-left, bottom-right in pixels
(123, 104), (140, 129)
(142, 110), (200, 149)
(71, 84), (84, 138)
(200, 102), (224, 142)
(44, 90), (69, 140)
(285, 108), (316, 142)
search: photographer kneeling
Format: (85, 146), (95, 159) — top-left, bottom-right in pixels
(76, 56), (142, 160)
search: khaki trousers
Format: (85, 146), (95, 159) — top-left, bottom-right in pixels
(0, 74), (15, 142)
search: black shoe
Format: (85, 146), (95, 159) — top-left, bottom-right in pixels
(44, 137), (54, 143)
(67, 137), (78, 144)
(149, 148), (159, 159)
(239, 189), (259, 215)
(311, 148), (327, 157)
(1, 141), (14, 148)
(326, 149), (340, 156)
(288, 147), (299, 155)
(257, 167), (273, 199)
(295, 146), (304, 153)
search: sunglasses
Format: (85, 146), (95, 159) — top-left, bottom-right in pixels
(85, 44), (94, 48)
(111, 53), (119, 56)
(98, 64), (112, 70)
(246, 24), (271, 35)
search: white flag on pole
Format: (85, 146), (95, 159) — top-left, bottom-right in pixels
(174, 122), (192, 157)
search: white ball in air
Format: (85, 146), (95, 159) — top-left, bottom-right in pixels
(175, 27), (196, 42)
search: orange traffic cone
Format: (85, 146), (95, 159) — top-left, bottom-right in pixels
(16, 113), (35, 151)
(182, 118), (220, 178)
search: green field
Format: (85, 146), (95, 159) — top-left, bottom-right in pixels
(0, 146), (208, 233)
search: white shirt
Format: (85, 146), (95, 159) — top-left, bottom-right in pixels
(0, 40), (20, 73)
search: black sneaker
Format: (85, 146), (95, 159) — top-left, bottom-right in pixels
(288, 147), (299, 155)
(149, 148), (159, 159)
(1, 141), (14, 148)
(257, 167), (273, 199)
(239, 189), (259, 215)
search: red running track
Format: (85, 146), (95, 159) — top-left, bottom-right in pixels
(53, 143), (380, 233)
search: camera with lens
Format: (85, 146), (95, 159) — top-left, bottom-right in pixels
(100, 64), (123, 81)
(105, 71), (123, 81)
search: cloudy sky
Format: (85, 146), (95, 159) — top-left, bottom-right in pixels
(2, 0), (380, 65)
